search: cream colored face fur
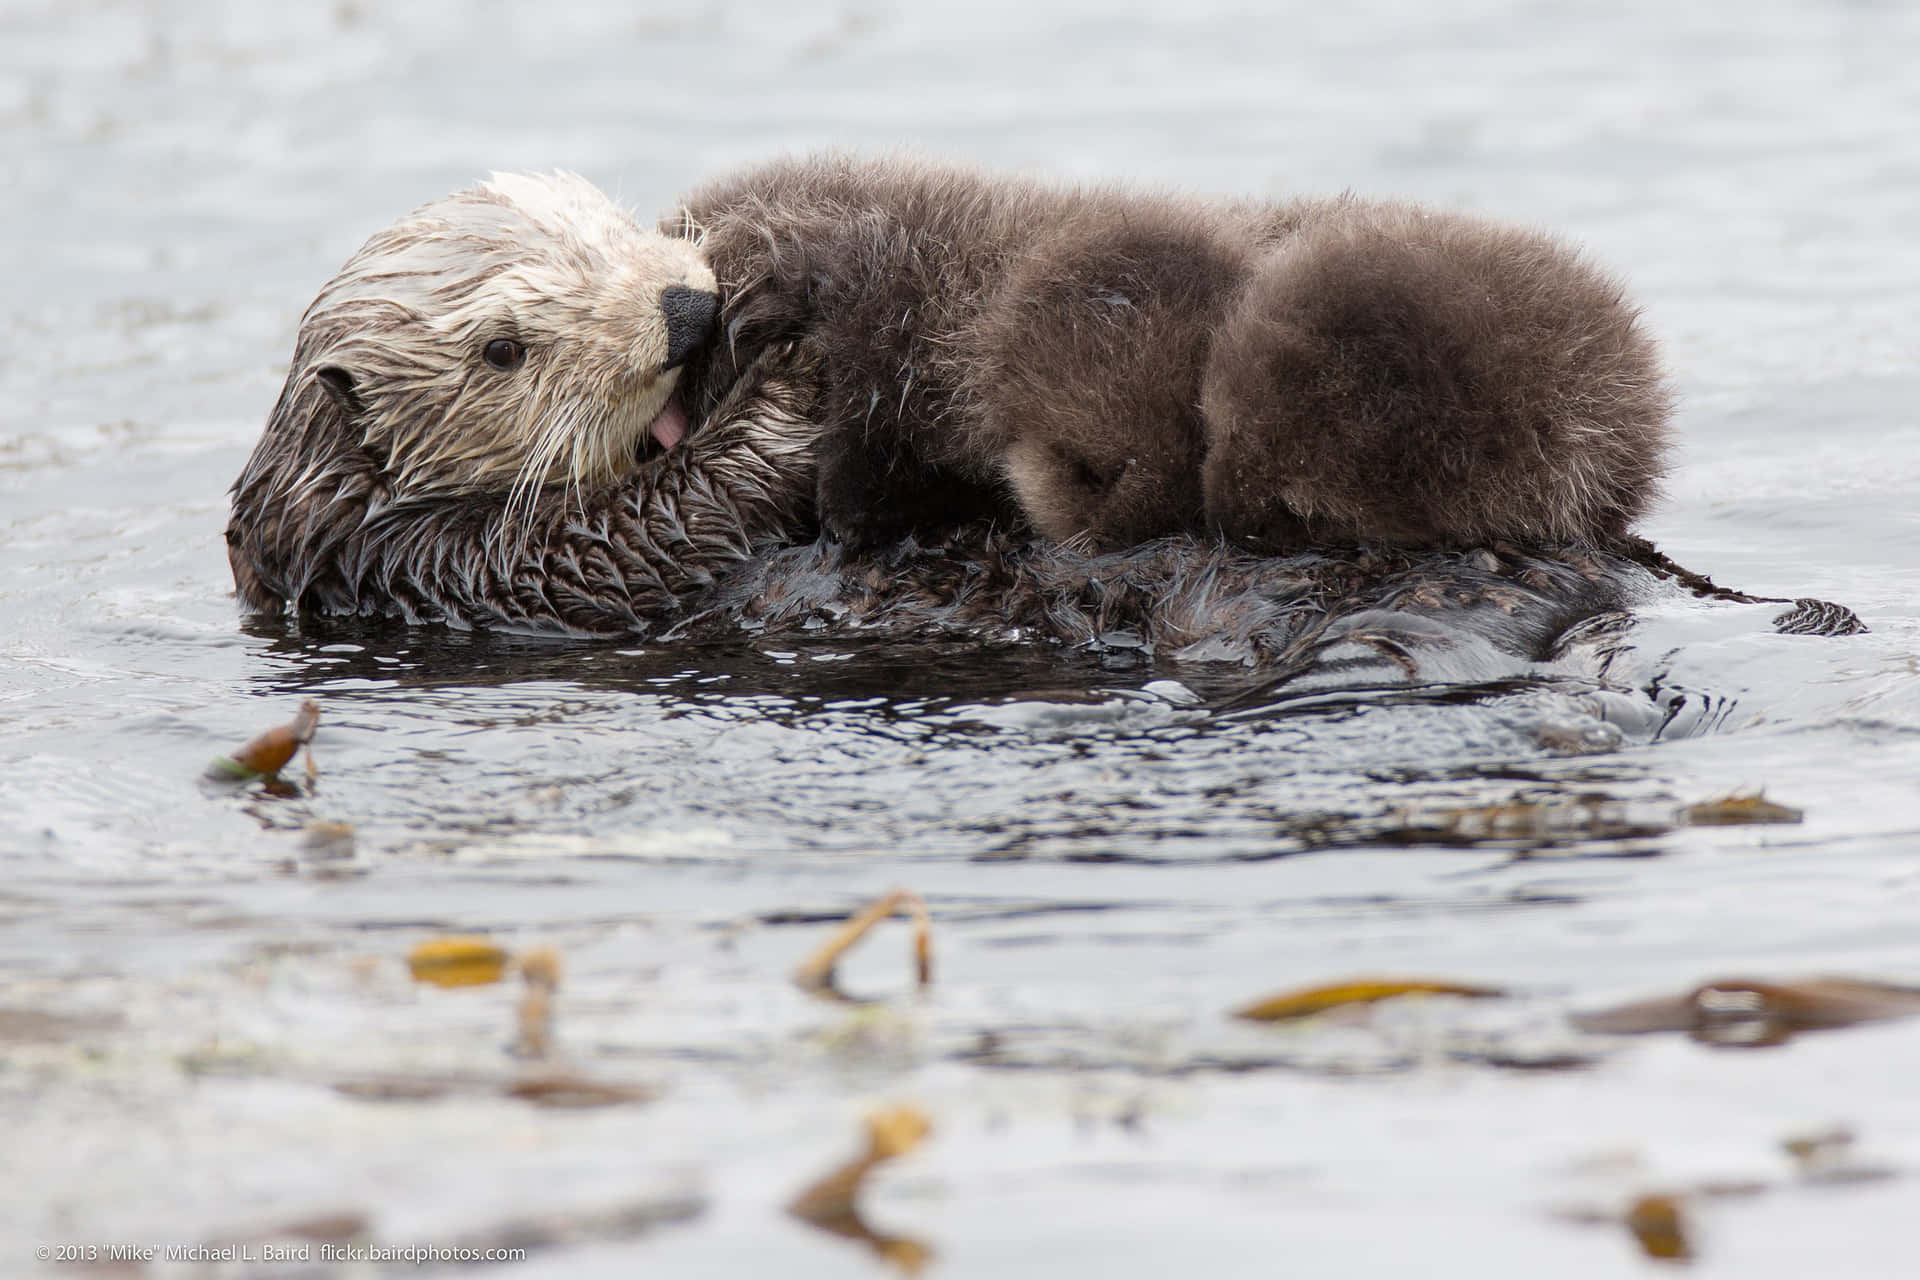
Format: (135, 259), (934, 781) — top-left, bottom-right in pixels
(296, 172), (715, 516)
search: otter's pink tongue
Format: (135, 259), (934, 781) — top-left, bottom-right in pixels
(647, 397), (688, 451)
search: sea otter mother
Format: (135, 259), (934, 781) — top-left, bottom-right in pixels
(225, 167), (1861, 691)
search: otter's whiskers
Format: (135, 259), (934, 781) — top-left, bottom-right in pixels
(503, 398), (589, 546)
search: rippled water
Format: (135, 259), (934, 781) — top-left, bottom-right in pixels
(4, 2), (1920, 1276)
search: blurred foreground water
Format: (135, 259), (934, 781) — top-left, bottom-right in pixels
(3, 2), (1919, 1275)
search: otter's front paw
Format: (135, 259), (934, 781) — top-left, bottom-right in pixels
(814, 430), (1017, 550)
(814, 442), (916, 551)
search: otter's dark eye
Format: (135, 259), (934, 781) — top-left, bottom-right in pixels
(482, 338), (525, 371)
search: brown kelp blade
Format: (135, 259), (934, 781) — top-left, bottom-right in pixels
(1624, 1194), (1693, 1262)
(1677, 792), (1804, 826)
(406, 936), (511, 988)
(1234, 977), (1505, 1022)
(1573, 977), (1920, 1047)
(209, 698), (320, 779)
(793, 889), (933, 1000)
(788, 1105), (934, 1275)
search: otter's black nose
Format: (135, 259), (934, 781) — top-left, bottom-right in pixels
(660, 285), (719, 371)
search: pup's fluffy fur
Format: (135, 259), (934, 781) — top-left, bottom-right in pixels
(669, 154), (1671, 552)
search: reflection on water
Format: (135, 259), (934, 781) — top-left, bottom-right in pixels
(4, 1), (1920, 1276)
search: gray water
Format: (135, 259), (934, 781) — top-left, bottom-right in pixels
(4, 1), (1920, 1275)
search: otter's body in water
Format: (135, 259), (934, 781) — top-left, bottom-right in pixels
(671, 154), (1671, 552)
(226, 170), (1860, 678)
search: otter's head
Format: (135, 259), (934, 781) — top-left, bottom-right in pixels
(294, 171), (718, 502)
(230, 172), (720, 612)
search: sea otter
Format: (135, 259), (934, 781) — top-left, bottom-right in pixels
(225, 170), (1860, 677)
(227, 172), (813, 632)
(668, 153), (1671, 552)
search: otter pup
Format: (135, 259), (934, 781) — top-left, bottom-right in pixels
(669, 153), (1671, 552)
(1199, 199), (1670, 550)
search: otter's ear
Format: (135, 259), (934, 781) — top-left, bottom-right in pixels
(315, 365), (367, 419)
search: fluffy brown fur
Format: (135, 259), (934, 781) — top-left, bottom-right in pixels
(669, 154), (1671, 553)
(1202, 201), (1670, 550)
(972, 205), (1246, 547)
(666, 156), (1063, 545)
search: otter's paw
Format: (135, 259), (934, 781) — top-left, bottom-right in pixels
(808, 421), (913, 550)
(813, 443), (1013, 551)
(1200, 203), (1671, 551)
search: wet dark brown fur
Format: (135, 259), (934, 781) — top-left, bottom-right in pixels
(671, 154), (1672, 553)
(230, 343), (820, 634)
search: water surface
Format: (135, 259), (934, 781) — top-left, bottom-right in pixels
(3, 2), (1919, 1275)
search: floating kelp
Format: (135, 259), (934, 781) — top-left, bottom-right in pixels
(792, 889), (933, 1001)
(1556, 1127), (1902, 1266)
(1367, 785), (1807, 853)
(208, 698), (320, 781)
(1572, 977), (1920, 1047)
(1234, 978), (1505, 1023)
(1777, 1125), (1898, 1184)
(333, 1075), (466, 1102)
(788, 1105), (935, 1275)
(191, 1211), (373, 1267)
(369, 940), (649, 1106)
(504, 1073), (655, 1109)
(1377, 795), (1670, 849)
(203, 1189), (700, 1264)
(1677, 792), (1804, 827)
(405, 936), (510, 988)
(442, 1186), (704, 1254)
(513, 946), (563, 1059)
(333, 1069), (653, 1109)
(1624, 1193), (1692, 1263)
